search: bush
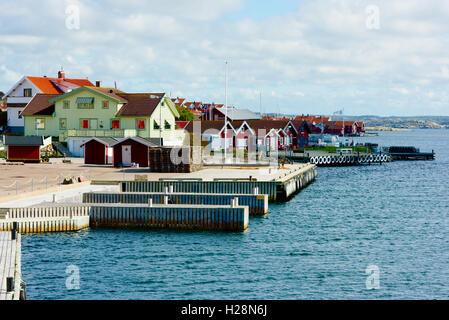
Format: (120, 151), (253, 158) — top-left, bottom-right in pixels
(0, 111), (6, 127)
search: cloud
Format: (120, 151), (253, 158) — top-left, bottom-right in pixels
(0, 0), (449, 116)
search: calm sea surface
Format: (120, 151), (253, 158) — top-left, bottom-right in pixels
(22, 129), (449, 299)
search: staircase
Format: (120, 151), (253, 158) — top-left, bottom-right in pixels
(53, 142), (72, 157)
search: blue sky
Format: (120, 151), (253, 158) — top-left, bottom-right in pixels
(224, 0), (302, 21)
(1, 0), (449, 116)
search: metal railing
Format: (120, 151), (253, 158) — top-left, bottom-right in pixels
(0, 170), (92, 196)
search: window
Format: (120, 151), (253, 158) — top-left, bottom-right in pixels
(81, 119), (89, 129)
(36, 118), (45, 129)
(102, 101), (109, 109)
(111, 119), (120, 129)
(60, 118), (67, 130)
(18, 111), (22, 119)
(153, 120), (160, 130)
(164, 120), (171, 130)
(23, 88), (32, 97)
(63, 101), (70, 109)
(78, 102), (94, 109)
(136, 119), (145, 130)
(76, 97), (94, 109)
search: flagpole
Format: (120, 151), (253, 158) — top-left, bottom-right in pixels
(224, 61), (228, 162)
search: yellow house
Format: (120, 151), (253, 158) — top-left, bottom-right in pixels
(21, 86), (182, 156)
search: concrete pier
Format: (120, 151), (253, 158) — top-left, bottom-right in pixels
(89, 203), (249, 231)
(1, 203), (249, 233)
(0, 231), (22, 300)
(118, 164), (317, 202)
(0, 206), (90, 233)
(83, 192), (268, 215)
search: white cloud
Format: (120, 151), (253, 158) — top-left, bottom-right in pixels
(1, 0), (449, 115)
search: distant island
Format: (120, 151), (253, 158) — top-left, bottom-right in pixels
(272, 114), (449, 130)
(345, 116), (449, 130)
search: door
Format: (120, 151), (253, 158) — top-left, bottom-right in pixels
(90, 119), (98, 130)
(122, 145), (132, 166)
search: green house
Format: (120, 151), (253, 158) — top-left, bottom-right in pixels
(21, 86), (182, 148)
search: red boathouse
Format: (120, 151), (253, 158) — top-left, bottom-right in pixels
(4, 136), (44, 163)
(81, 138), (118, 165)
(112, 137), (161, 168)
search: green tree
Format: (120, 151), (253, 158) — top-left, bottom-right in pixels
(175, 105), (195, 121)
(0, 111), (7, 127)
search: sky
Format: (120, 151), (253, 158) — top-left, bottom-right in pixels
(0, 0), (448, 116)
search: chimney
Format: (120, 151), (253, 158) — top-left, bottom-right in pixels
(95, 81), (102, 87)
(58, 69), (65, 79)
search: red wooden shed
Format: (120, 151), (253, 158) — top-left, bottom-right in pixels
(111, 137), (160, 168)
(4, 135), (44, 163)
(80, 137), (118, 165)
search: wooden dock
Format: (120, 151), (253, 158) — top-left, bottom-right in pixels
(0, 231), (22, 300)
(83, 191), (268, 215)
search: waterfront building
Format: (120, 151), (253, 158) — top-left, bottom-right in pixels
(20, 86), (182, 156)
(3, 70), (93, 133)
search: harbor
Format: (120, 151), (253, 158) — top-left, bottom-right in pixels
(0, 163), (317, 233)
(13, 129), (449, 300)
(0, 129), (442, 300)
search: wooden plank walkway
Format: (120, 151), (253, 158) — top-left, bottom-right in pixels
(0, 231), (21, 300)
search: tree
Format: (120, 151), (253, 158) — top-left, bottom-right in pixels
(0, 91), (4, 99)
(175, 105), (195, 121)
(0, 111), (7, 127)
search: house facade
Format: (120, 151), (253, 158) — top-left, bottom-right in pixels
(21, 86), (182, 156)
(3, 70), (93, 133)
(324, 121), (358, 136)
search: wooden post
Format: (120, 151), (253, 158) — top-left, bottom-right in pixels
(11, 222), (17, 240)
(6, 277), (14, 292)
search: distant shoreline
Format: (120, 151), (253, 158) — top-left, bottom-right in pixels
(365, 126), (412, 132)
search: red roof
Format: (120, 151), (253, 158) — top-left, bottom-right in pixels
(175, 121), (190, 129)
(326, 121), (356, 126)
(294, 115), (329, 123)
(26, 76), (94, 94)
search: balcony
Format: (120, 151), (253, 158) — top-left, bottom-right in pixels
(59, 129), (140, 141)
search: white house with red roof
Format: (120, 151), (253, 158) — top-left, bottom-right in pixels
(3, 69), (94, 133)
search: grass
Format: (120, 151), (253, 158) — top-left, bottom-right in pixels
(296, 145), (372, 154)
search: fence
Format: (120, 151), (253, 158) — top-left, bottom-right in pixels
(0, 170), (92, 197)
